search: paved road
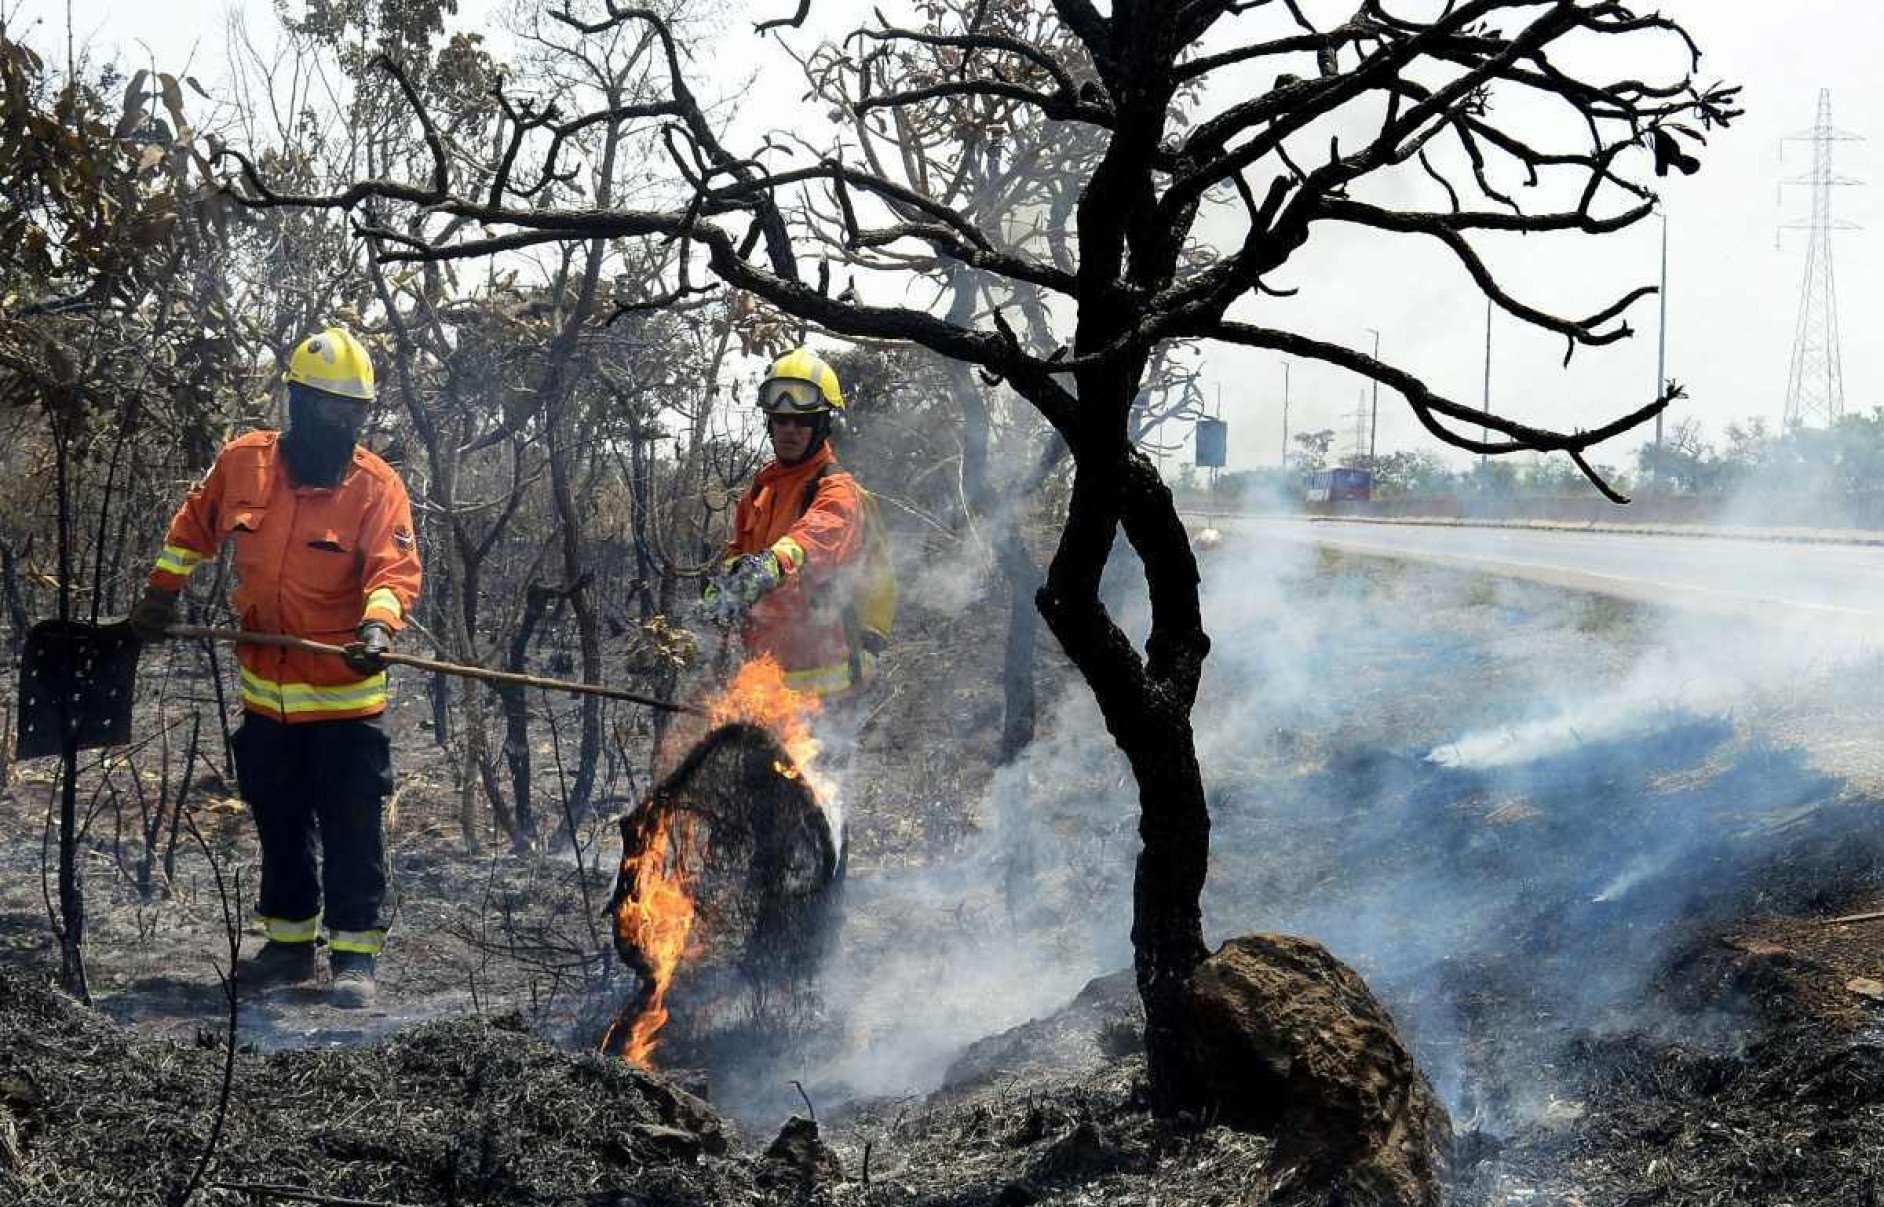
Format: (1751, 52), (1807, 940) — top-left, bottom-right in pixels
(1225, 518), (1884, 622)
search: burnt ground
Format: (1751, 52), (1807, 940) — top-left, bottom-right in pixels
(2, 531), (1884, 1203)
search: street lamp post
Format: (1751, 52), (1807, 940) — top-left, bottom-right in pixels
(1480, 297), (1493, 470)
(1280, 361), (1291, 471)
(1366, 328), (1381, 464)
(1653, 207), (1669, 488)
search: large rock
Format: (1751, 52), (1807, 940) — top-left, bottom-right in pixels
(1174, 934), (1451, 1207)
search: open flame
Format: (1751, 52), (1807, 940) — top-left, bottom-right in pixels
(611, 808), (697, 1065)
(706, 654), (832, 803)
(611, 655), (827, 1066)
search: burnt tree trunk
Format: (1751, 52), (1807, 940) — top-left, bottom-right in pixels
(996, 435), (1067, 766)
(536, 81), (636, 841)
(998, 579), (1040, 764)
(626, 413), (660, 623)
(0, 540), (30, 653)
(1067, 15), (1215, 1105)
(1047, 34), (1215, 1087)
(544, 414), (604, 835)
(497, 582), (553, 843)
(1036, 438), (1210, 1108)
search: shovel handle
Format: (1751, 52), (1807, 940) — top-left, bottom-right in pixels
(166, 625), (704, 716)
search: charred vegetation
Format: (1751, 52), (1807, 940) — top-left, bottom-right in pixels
(10, 3), (1884, 1206)
(214, 0), (1741, 1118)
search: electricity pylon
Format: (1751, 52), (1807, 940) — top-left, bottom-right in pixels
(1781, 89), (1863, 428)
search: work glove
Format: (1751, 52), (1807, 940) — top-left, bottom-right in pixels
(701, 552), (783, 623)
(343, 620), (394, 675)
(129, 586), (180, 644)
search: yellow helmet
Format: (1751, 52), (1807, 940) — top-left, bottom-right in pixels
(758, 347), (844, 415)
(283, 327), (376, 401)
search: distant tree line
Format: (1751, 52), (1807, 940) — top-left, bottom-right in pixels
(1176, 412), (1884, 511)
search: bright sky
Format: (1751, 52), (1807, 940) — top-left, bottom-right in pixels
(23, 0), (1884, 475)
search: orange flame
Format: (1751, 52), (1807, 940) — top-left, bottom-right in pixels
(611, 655), (827, 1066)
(706, 655), (832, 804)
(612, 809), (697, 1066)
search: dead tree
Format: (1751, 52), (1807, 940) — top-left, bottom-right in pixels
(218, 0), (1738, 1110)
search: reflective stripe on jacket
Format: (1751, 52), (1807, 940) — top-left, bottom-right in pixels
(149, 431), (422, 723)
(727, 444), (868, 696)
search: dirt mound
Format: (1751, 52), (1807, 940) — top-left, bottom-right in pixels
(941, 967), (1143, 1094)
(1175, 934), (1452, 1207)
(827, 946), (1446, 1207)
(835, 1052), (1279, 1207)
(0, 966), (745, 1206)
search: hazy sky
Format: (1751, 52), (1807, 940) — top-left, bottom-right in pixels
(26, 0), (1884, 474)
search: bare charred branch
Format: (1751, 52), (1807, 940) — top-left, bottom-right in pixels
(1174, 26), (1366, 85)
(1569, 448), (1629, 504)
(373, 55), (450, 199)
(1315, 196), (1655, 356)
(1207, 318), (1676, 459)
(856, 77), (1109, 126)
(1049, 0), (1109, 49)
(756, 0), (814, 34)
(856, 22), (1085, 101)
(215, 145), (447, 211)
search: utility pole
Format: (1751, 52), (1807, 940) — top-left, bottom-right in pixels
(1366, 328), (1381, 463)
(1653, 207), (1669, 488)
(1279, 361), (1291, 471)
(1480, 297), (1492, 470)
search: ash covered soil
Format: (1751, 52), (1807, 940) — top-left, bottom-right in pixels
(3, 532), (1884, 1204)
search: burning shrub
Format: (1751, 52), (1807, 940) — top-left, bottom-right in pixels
(608, 659), (843, 1069)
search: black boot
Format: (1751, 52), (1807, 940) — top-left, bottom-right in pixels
(236, 941), (318, 990)
(330, 950), (378, 1010)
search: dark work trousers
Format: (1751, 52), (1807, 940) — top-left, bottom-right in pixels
(231, 712), (394, 948)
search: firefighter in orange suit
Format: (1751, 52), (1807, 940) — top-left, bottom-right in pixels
(703, 347), (873, 697)
(129, 327), (421, 1008)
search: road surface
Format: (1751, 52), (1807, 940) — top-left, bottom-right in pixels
(1221, 518), (1884, 623)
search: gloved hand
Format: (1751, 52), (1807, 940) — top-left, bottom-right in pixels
(129, 586), (180, 644)
(343, 620), (393, 675)
(701, 552), (783, 623)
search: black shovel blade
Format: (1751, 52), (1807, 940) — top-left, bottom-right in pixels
(17, 619), (140, 759)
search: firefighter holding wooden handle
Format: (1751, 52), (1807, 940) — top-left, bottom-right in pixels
(129, 327), (422, 1009)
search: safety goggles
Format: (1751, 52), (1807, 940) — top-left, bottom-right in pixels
(757, 377), (827, 415)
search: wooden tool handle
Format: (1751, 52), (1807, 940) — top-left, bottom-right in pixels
(166, 625), (702, 715)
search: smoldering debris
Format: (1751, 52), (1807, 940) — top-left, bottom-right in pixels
(868, 531), (1884, 1139)
(0, 966), (744, 1207)
(659, 840), (1114, 1128)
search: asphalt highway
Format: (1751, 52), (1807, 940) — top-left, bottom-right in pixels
(1224, 518), (1884, 623)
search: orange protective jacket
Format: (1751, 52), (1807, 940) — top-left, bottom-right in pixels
(726, 444), (869, 696)
(148, 431), (422, 722)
